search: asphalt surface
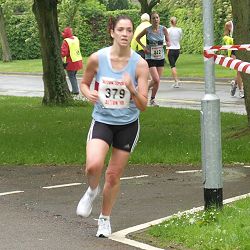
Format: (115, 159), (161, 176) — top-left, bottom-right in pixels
(0, 74), (249, 250)
(1, 165), (249, 250)
(0, 73), (247, 114)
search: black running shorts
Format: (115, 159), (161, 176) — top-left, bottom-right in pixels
(168, 49), (180, 68)
(87, 120), (140, 153)
(146, 59), (165, 68)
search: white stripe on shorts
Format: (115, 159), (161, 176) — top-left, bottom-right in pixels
(131, 120), (140, 153)
(87, 119), (95, 143)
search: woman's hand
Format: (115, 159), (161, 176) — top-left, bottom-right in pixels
(123, 72), (136, 96)
(87, 90), (99, 104)
(143, 46), (150, 54)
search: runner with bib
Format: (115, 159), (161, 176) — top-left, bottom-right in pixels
(76, 15), (149, 238)
(136, 11), (170, 106)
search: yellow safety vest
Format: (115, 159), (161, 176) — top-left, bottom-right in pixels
(64, 36), (82, 62)
(223, 35), (234, 57)
(131, 22), (152, 51)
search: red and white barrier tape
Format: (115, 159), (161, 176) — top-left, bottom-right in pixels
(204, 44), (250, 74)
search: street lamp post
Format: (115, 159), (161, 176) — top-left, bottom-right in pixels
(201, 0), (223, 209)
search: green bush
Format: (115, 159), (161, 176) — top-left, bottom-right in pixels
(6, 13), (41, 60)
(156, 0), (232, 54)
(74, 9), (141, 56)
(0, 0), (233, 60)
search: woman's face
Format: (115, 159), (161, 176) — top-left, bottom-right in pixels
(111, 19), (134, 47)
(151, 13), (160, 26)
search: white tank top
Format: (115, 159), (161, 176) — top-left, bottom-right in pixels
(167, 27), (182, 50)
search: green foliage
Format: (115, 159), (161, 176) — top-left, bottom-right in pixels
(6, 13), (41, 60)
(74, 9), (140, 56)
(156, 0), (232, 53)
(146, 198), (250, 250)
(0, 0), (234, 59)
(0, 0), (32, 16)
(107, 0), (129, 10)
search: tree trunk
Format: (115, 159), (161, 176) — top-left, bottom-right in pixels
(32, 0), (71, 105)
(231, 0), (250, 126)
(138, 0), (160, 14)
(0, 6), (12, 62)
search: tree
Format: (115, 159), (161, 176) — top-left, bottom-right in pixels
(32, 0), (71, 105)
(107, 0), (129, 10)
(231, 0), (250, 126)
(138, 0), (161, 14)
(59, 0), (83, 27)
(0, 5), (12, 62)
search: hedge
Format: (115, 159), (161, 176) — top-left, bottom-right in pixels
(1, 8), (225, 60)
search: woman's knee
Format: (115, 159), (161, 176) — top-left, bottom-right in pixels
(105, 170), (120, 187)
(85, 160), (103, 176)
(152, 77), (160, 86)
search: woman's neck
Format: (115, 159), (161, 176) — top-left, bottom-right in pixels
(111, 43), (130, 58)
(152, 24), (159, 31)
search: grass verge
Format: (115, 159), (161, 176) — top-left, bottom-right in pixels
(0, 54), (235, 78)
(132, 197), (250, 250)
(0, 96), (249, 165)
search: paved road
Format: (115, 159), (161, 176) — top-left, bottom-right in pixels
(0, 74), (246, 115)
(1, 165), (249, 250)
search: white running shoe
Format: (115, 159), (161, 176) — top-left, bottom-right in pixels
(96, 218), (111, 238)
(76, 186), (99, 217)
(172, 82), (180, 88)
(239, 90), (244, 98)
(150, 99), (159, 107)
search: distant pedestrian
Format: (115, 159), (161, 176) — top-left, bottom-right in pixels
(61, 27), (83, 99)
(223, 21), (244, 98)
(167, 16), (183, 88)
(136, 11), (170, 107)
(131, 13), (151, 59)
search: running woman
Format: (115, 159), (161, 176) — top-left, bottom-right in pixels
(223, 21), (244, 98)
(167, 16), (183, 88)
(76, 15), (149, 238)
(136, 11), (170, 106)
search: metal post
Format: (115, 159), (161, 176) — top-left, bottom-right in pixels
(201, 0), (223, 209)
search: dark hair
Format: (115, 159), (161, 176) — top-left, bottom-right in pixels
(150, 11), (159, 20)
(108, 15), (134, 34)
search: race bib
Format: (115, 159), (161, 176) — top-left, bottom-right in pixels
(150, 45), (163, 60)
(98, 77), (131, 109)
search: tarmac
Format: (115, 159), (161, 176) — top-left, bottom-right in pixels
(0, 73), (247, 114)
(0, 73), (249, 250)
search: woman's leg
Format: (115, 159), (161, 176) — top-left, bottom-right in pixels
(85, 139), (110, 189)
(236, 72), (244, 98)
(76, 139), (109, 218)
(101, 148), (130, 216)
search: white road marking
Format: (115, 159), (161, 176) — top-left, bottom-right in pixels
(120, 175), (149, 180)
(109, 192), (250, 250)
(158, 98), (199, 104)
(0, 190), (24, 196)
(42, 183), (83, 189)
(176, 170), (201, 174)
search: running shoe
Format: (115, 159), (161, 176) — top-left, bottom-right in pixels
(150, 99), (159, 107)
(172, 82), (180, 88)
(76, 186), (100, 217)
(230, 80), (237, 96)
(239, 90), (244, 98)
(96, 217), (111, 238)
